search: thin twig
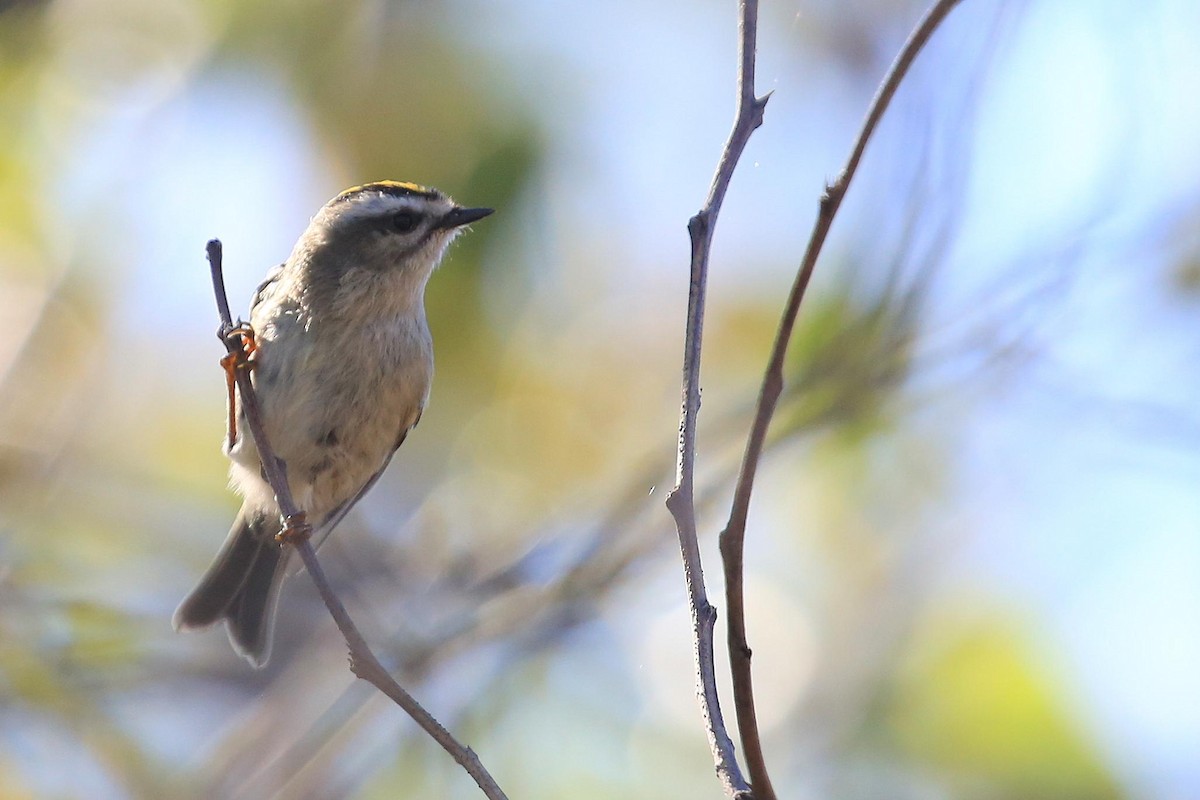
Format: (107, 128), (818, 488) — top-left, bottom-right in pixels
(717, 0), (965, 792)
(664, 1), (768, 797)
(205, 240), (508, 800)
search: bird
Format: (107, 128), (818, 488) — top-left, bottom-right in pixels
(173, 180), (493, 667)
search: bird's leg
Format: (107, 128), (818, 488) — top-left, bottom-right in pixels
(277, 511), (313, 545)
(221, 322), (258, 448)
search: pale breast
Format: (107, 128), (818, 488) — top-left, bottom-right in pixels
(229, 298), (433, 519)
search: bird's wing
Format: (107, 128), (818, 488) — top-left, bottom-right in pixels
(310, 422), (417, 549)
(249, 263), (286, 317)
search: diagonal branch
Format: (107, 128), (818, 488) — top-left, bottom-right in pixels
(664, 0), (768, 797)
(717, 0), (965, 794)
(205, 240), (508, 800)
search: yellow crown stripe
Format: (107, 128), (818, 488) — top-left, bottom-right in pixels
(336, 180), (436, 200)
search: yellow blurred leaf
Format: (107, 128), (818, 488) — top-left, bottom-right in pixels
(888, 613), (1121, 800)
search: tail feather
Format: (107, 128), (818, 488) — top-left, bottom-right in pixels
(224, 536), (289, 667)
(174, 507), (289, 668)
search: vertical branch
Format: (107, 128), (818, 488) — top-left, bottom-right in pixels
(206, 241), (508, 800)
(717, 1), (965, 796)
(664, 1), (768, 797)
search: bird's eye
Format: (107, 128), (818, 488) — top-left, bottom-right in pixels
(391, 212), (420, 233)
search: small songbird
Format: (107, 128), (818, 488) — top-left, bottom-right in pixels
(174, 181), (493, 667)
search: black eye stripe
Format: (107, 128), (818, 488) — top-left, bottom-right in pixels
(391, 211), (421, 233)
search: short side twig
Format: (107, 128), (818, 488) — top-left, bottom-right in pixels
(717, 0), (965, 789)
(664, 1), (768, 797)
(205, 240), (508, 800)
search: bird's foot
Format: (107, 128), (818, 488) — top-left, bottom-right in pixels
(276, 512), (313, 545)
(221, 322), (258, 447)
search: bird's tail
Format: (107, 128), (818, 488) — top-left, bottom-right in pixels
(173, 507), (289, 668)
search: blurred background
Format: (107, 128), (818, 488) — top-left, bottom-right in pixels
(0, 0), (1197, 797)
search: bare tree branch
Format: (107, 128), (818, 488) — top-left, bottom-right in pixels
(664, 0), (768, 796)
(205, 239), (509, 800)
(718, 1), (965, 794)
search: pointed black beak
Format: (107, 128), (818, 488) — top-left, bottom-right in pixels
(438, 206), (494, 229)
